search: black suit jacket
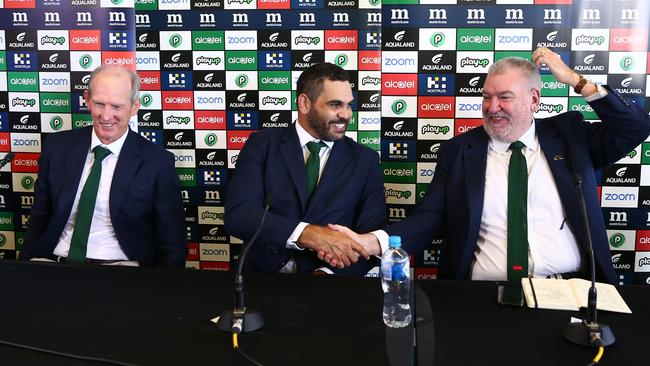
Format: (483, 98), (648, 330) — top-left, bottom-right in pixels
(387, 87), (650, 283)
(225, 126), (387, 275)
(22, 126), (187, 267)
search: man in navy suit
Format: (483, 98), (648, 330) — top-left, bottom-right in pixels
(23, 66), (187, 267)
(329, 47), (650, 283)
(225, 63), (386, 275)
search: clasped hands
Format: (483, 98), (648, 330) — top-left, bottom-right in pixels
(296, 224), (381, 269)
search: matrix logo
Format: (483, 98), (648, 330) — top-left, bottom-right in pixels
(235, 74), (248, 87)
(391, 99), (407, 115)
(169, 34), (183, 48)
(50, 116), (63, 130)
(610, 233), (625, 248)
(79, 54), (93, 69)
(430, 32), (444, 47)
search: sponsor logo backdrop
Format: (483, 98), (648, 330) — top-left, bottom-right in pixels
(0, 0), (649, 284)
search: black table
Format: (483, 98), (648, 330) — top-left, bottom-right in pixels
(0, 261), (412, 366)
(414, 280), (649, 366)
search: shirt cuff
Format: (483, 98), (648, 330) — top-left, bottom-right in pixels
(286, 222), (308, 250)
(315, 267), (334, 275)
(372, 229), (390, 256)
(585, 84), (608, 102)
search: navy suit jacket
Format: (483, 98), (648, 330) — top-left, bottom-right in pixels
(387, 87), (650, 283)
(225, 125), (386, 275)
(22, 126), (187, 267)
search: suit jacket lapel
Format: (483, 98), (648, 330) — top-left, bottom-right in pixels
(59, 128), (92, 214)
(536, 121), (583, 242)
(279, 126), (308, 210)
(110, 130), (143, 218)
(464, 129), (489, 239)
(307, 139), (348, 211)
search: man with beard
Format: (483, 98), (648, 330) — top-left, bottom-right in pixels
(224, 63), (386, 275)
(327, 48), (650, 283)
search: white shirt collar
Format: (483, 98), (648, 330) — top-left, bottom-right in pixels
(489, 120), (538, 154)
(294, 121), (334, 150)
(91, 127), (129, 157)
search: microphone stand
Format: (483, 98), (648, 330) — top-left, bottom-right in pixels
(216, 203), (269, 334)
(562, 175), (615, 347)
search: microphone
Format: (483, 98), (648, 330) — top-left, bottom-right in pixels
(216, 197), (271, 334)
(0, 152), (15, 169)
(562, 174), (615, 347)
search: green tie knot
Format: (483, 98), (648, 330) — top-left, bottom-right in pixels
(93, 146), (111, 162)
(509, 140), (525, 151)
(306, 141), (325, 155)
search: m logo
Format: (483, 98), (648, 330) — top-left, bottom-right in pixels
(167, 14), (183, 24)
(429, 9), (447, 20)
(388, 207), (406, 219)
(109, 12), (126, 23)
(299, 13), (315, 23)
(367, 12), (381, 23)
(333, 13), (349, 23)
(45, 13), (60, 22)
(582, 9), (600, 20)
(391, 9), (408, 20)
(467, 9), (485, 20)
(544, 9), (561, 20)
(200, 14), (216, 24)
(232, 13), (249, 24)
(205, 191), (220, 200)
(13, 13), (28, 23)
(505, 9), (523, 20)
(621, 9), (638, 21)
(77, 12), (92, 22)
(266, 13), (282, 23)
(135, 14), (151, 24)
(609, 211), (627, 222)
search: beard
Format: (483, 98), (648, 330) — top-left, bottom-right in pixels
(307, 108), (349, 141)
(483, 111), (528, 143)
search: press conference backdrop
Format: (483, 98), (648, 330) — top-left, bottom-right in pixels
(0, 0), (649, 284)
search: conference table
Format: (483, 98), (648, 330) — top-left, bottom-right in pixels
(0, 261), (646, 365)
(0, 261), (410, 366)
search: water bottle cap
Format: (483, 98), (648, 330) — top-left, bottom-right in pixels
(388, 236), (401, 248)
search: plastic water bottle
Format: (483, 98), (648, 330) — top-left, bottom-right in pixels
(381, 236), (411, 328)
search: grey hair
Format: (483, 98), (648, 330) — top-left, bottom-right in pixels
(87, 65), (140, 105)
(488, 57), (541, 91)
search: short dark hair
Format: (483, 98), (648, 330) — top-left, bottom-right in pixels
(296, 63), (350, 101)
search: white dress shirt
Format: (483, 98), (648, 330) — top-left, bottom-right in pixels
(53, 129), (130, 260)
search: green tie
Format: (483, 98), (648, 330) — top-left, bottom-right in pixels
(305, 141), (326, 200)
(507, 141), (529, 281)
(67, 146), (112, 263)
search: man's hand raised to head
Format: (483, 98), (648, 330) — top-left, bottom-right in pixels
(296, 224), (370, 269)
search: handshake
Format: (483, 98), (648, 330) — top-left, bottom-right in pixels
(296, 224), (382, 269)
